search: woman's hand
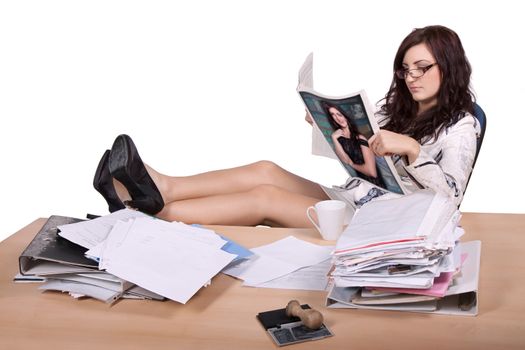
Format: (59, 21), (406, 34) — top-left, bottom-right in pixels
(331, 129), (344, 139)
(368, 130), (421, 164)
(330, 130), (353, 166)
(305, 110), (313, 125)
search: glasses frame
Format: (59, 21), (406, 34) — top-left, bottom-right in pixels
(395, 63), (438, 80)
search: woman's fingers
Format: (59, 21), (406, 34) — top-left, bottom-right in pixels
(305, 110), (313, 125)
(369, 130), (419, 160)
(368, 133), (382, 155)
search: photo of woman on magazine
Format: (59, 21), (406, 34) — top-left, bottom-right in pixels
(299, 91), (405, 195)
(323, 102), (386, 188)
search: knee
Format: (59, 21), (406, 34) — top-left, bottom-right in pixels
(249, 184), (283, 208)
(251, 160), (282, 182)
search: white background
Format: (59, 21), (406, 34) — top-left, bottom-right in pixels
(1, 0), (523, 242)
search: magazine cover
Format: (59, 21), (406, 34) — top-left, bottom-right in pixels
(297, 53), (407, 195)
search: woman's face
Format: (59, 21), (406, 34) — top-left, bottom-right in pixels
(402, 43), (441, 112)
(329, 107), (347, 128)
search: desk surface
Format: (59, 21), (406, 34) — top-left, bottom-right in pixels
(1, 213), (525, 350)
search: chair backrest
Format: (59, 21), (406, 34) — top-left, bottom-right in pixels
(463, 103), (487, 195)
(472, 103), (487, 168)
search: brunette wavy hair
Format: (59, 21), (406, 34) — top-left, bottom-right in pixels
(323, 102), (361, 141)
(378, 25), (475, 143)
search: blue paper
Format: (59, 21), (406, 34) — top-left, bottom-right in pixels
(219, 235), (253, 261)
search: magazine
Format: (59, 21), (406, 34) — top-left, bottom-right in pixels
(297, 53), (408, 199)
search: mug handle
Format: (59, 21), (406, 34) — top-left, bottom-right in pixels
(306, 206), (321, 232)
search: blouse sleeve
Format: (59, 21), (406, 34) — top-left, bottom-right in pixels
(403, 115), (480, 206)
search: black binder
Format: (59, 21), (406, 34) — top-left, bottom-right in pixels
(19, 215), (99, 275)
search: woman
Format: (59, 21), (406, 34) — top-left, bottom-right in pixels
(371, 25), (479, 202)
(324, 102), (384, 187)
(94, 25), (479, 228)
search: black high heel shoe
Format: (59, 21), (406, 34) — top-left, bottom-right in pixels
(93, 150), (126, 213)
(108, 134), (164, 215)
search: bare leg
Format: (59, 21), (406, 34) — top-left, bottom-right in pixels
(112, 160), (330, 227)
(156, 184), (328, 227)
(141, 160), (327, 203)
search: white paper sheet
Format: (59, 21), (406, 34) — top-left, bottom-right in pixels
(57, 209), (149, 249)
(86, 217), (226, 260)
(44, 273), (132, 292)
(39, 279), (122, 303)
(335, 191), (439, 254)
(333, 275), (434, 289)
(252, 258), (333, 291)
(222, 236), (332, 285)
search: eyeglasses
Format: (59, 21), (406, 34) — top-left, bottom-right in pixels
(395, 63), (437, 79)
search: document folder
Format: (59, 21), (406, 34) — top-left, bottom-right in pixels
(19, 215), (98, 276)
(326, 240), (481, 316)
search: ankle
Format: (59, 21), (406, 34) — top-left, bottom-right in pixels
(145, 165), (169, 203)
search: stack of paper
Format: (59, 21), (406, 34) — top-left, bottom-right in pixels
(326, 191), (481, 314)
(89, 216), (236, 304)
(19, 210), (243, 304)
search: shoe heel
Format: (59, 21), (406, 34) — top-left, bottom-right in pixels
(108, 134), (164, 215)
(93, 149), (125, 213)
(93, 150), (110, 190)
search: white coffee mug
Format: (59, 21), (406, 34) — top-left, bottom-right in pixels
(306, 200), (347, 240)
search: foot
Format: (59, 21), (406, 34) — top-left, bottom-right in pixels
(143, 163), (167, 203)
(108, 134), (165, 215)
(112, 164), (167, 213)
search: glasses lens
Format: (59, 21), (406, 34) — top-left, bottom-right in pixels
(411, 69), (424, 78)
(396, 64), (435, 80)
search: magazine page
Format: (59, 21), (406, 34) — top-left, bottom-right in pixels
(297, 53), (407, 195)
(298, 53), (337, 159)
(297, 52), (314, 90)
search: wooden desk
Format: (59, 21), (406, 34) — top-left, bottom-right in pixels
(1, 213), (524, 350)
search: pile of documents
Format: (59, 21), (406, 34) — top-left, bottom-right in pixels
(326, 190), (481, 315)
(18, 209), (249, 304)
(18, 208), (335, 304)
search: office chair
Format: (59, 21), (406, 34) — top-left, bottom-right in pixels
(463, 102), (487, 195)
(472, 103), (487, 167)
